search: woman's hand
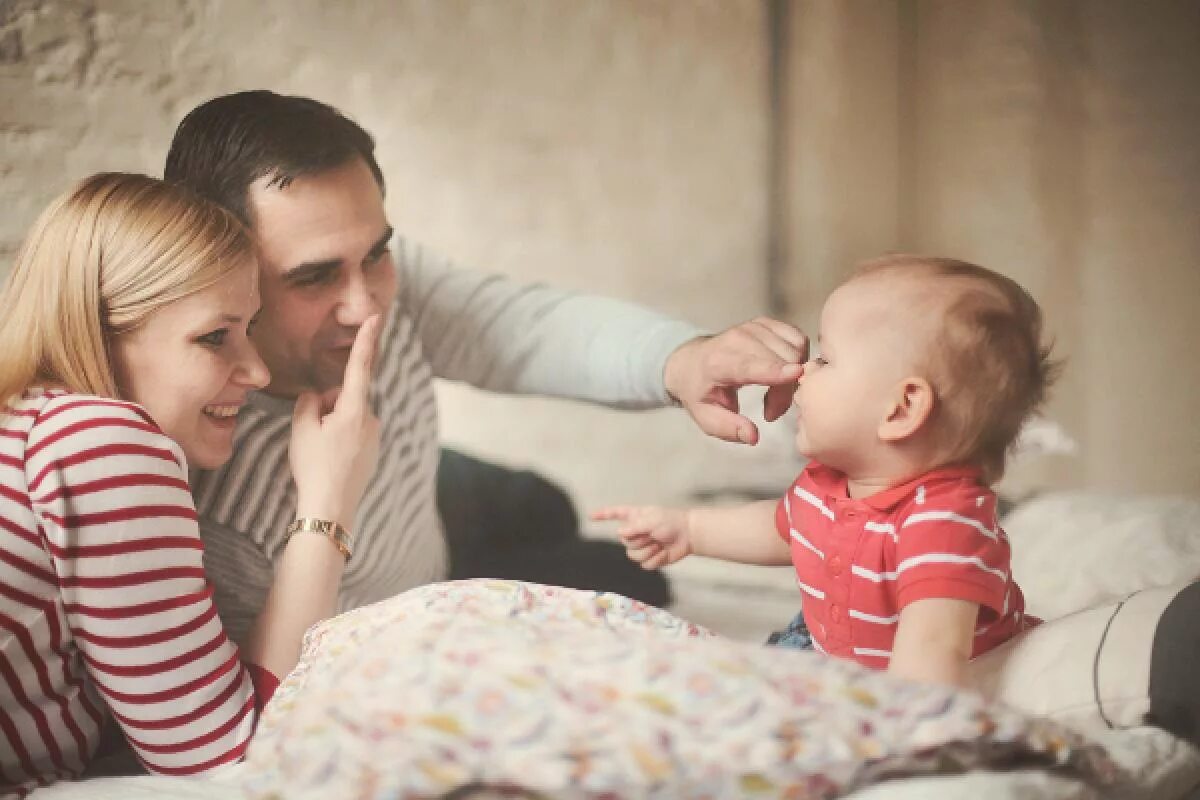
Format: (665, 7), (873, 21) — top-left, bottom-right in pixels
(289, 315), (383, 529)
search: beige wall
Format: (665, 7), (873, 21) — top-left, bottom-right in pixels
(783, 0), (1200, 495)
(2, 1), (1197, 507)
(0, 0), (770, 512)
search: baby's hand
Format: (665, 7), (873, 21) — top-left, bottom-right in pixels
(590, 506), (693, 570)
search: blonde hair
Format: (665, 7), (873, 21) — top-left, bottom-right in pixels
(0, 172), (253, 407)
(852, 254), (1061, 484)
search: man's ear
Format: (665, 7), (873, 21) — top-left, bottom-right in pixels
(879, 376), (935, 442)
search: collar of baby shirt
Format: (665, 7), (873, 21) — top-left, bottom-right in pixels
(802, 461), (985, 514)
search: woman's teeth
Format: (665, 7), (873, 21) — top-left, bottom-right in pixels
(203, 404), (240, 419)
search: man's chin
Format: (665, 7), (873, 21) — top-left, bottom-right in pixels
(312, 354), (351, 394)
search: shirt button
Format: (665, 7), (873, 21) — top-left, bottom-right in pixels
(830, 605), (841, 622)
(828, 555), (842, 575)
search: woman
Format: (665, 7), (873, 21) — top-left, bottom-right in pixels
(0, 173), (380, 797)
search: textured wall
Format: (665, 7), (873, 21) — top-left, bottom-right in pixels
(4, 0), (1196, 508)
(0, 0), (771, 512)
(782, 0), (1200, 495)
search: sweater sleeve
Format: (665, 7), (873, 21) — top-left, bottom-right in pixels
(26, 397), (277, 776)
(397, 239), (705, 409)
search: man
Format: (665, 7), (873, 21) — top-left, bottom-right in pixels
(165, 90), (807, 643)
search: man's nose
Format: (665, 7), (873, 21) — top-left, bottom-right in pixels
(334, 275), (383, 327)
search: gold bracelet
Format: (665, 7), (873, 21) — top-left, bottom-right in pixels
(286, 517), (353, 561)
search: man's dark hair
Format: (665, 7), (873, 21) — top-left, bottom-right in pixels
(164, 90), (385, 224)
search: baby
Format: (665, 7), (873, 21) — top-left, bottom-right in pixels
(594, 254), (1058, 687)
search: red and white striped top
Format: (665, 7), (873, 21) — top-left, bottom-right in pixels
(775, 461), (1034, 670)
(1, 389), (278, 798)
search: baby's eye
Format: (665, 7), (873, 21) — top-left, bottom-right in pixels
(197, 328), (228, 347)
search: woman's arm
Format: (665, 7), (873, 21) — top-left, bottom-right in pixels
(28, 322), (381, 775)
(243, 315), (382, 679)
(30, 398), (263, 775)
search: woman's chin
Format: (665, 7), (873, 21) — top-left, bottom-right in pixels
(181, 437), (233, 470)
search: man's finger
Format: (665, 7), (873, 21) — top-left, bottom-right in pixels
(762, 382), (798, 422)
(691, 403), (760, 445)
(714, 354), (804, 388)
(741, 320), (808, 366)
(748, 318), (809, 358)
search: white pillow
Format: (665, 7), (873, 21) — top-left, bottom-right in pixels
(1004, 492), (1200, 621)
(965, 580), (1193, 734)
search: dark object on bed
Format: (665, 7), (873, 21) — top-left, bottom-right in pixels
(438, 447), (671, 607)
(1148, 580), (1200, 746)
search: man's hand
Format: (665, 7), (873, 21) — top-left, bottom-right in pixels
(663, 318), (808, 445)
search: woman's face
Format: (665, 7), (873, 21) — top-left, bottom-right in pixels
(111, 259), (270, 469)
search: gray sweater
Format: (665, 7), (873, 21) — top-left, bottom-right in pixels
(193, 241), (702, 644)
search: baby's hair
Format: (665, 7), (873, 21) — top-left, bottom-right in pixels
(852, 254), (1061, 484)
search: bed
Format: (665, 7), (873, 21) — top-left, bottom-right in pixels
(27, 490), (1200, 799)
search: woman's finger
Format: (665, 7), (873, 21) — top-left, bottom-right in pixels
(334, 314), (382, 413)
(291, 391), (320, 434)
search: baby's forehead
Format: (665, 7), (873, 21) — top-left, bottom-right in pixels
(829, 272), (931, 323)
(827, 270), (966, 356)
(840, 267), (995, 319)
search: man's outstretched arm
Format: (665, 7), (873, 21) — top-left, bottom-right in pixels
(401, 241), (806, 442)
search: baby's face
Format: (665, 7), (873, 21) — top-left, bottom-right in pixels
(792, 275), (927, 470)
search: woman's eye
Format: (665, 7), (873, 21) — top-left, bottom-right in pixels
(198, 329), (228, 347)
(814, 355), (828, 367)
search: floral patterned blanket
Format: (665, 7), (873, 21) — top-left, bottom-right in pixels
(238, 579), (1120, 799)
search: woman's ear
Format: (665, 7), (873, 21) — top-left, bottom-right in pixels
(879, 376), (935, 442)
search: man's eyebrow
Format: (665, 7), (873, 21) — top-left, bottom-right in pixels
(282, 257), (340, 284)
(282, 226), (393, 283)
(367, 225), (395, 256)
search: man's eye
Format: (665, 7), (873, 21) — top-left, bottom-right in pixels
(198, 329), (228, 347)
(814, 355), (828, 367)
(295, 270), (337, 287)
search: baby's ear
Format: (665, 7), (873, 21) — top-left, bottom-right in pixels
(878, 376), (935, 442)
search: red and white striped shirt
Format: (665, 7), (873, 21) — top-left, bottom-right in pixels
(1, 389), (278, 798)
(775, 461), (1034, 670)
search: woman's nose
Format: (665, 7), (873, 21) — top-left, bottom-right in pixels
(237, 341), (271, 389)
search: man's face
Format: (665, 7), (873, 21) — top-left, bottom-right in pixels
(246, 157), (398, 397)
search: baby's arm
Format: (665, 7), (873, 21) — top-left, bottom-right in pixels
(592, 500), (790, 570)
(888, 597), (979, 687)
